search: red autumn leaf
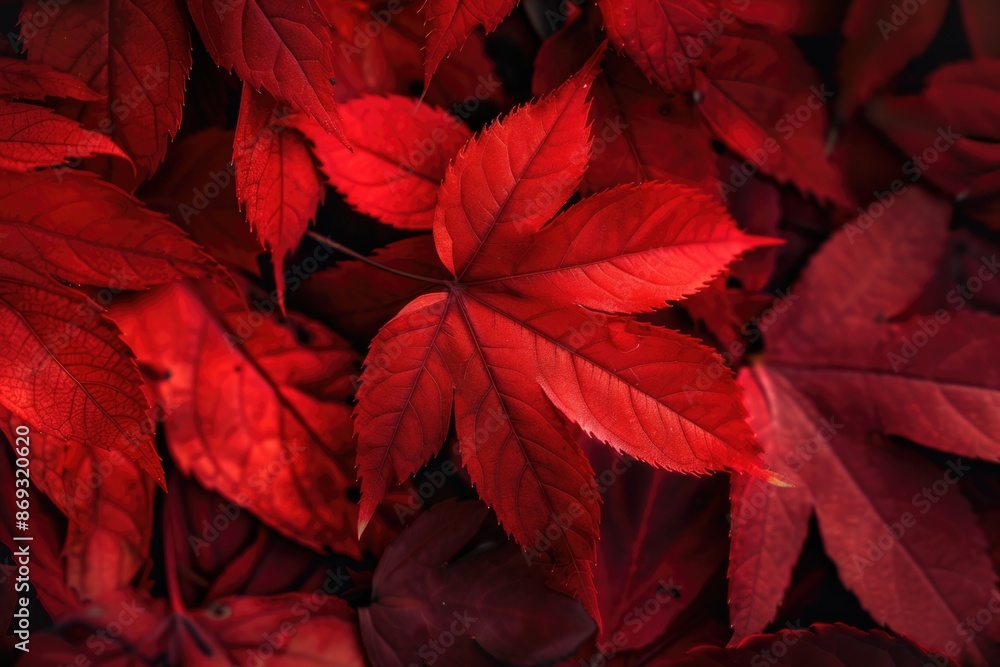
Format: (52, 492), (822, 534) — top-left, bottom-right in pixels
(186, 0), (347, 142)
(733, 367), (999, 664)
(729, 187), (1000, 663)
(351, 52), (777, 620)
(19, 0), (192, 181)
(234, 86), (325, 310)
(422, 0), (518, 87)
(0, 170), (216, 288)
(0, 99), (127, 171)
(0, 166), (214, 490)
(0, 56), (101, 101)
(359, 499), (595, 667)
(664, 623), (959, 666)
(297, 94), (472, 229)
(111, 279), (367, 557)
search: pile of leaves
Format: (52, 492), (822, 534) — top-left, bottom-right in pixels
(0, 0), (999, 665)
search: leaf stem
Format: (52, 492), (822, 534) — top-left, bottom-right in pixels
(307, 232), (450, 286)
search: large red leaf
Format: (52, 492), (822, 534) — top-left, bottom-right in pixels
(20, 0), (191, 181)
(0, 99), (127, 171)
(0, 259), (162, 485)
(0, 170), (218, 489)
(112, 280), (366, 556)
(727, 367), (812, 644)
(187, 0), (346, 141)
(298, 94), (472, 229)
(351, 54), (777, 619)
(730, 187), (1000, 663)
(734, 366), (999, 664)
(0, 170), (216, 288)
(234, 86), (325, 310)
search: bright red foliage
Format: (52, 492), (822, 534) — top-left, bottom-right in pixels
(0, 1), (998, 666)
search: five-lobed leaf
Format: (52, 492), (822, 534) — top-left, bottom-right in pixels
(353, 51), (777, 619)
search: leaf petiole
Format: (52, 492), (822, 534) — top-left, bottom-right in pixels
(307, 232), (451, 286)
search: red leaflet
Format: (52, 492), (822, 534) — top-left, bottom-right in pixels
(0, 171), (215, 287)
(599, 0), (714, 92)
(0, 99), (127, 171)
(111, 280), (367, 557)
(187, 0), (346, 142)
(730, 188), (1000, 663)
(0, 169), (219, 487)
(298, 94), (472, 229)
(422, 0), (517, 87)
(20, 0), (191, 181)
(352, 54), (777, 618)
(234, 87), (325, 310)
(359, 500), (595, 667)
(0, 260), (162, 484)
